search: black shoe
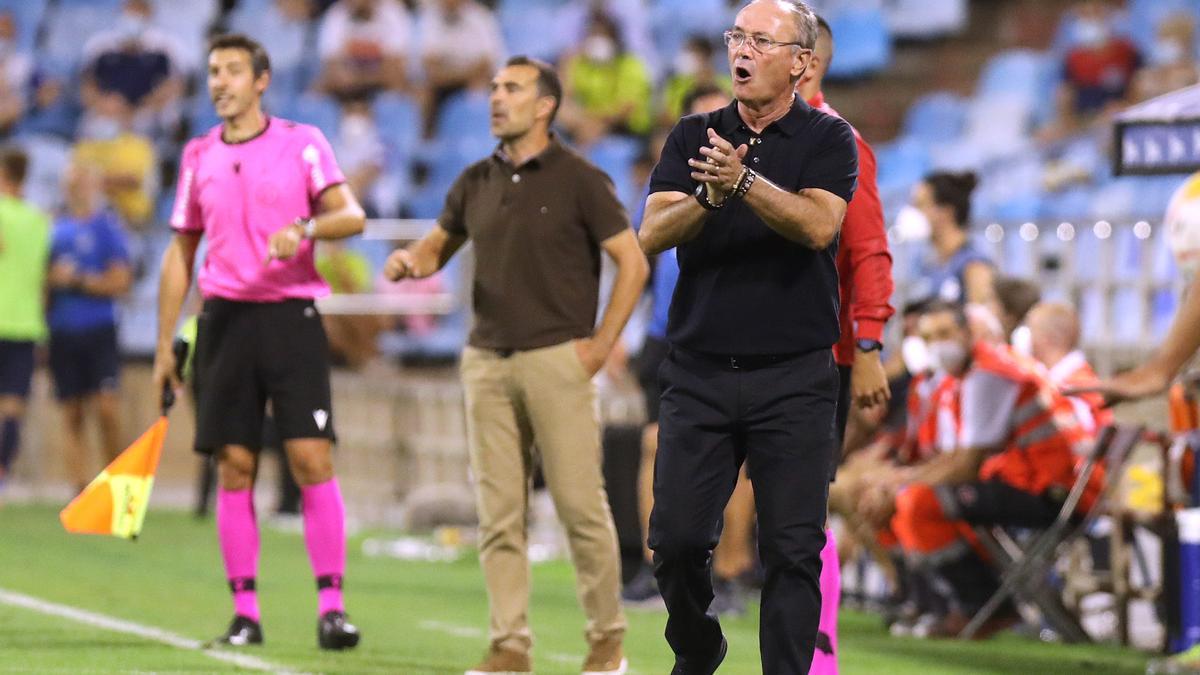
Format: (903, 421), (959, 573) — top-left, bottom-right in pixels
(206, 615), (263, 647)
(671, 636), (727, 675)
(318, 610), (360, 650)
(621, 565), (662, 606)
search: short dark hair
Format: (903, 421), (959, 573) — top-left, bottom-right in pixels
(816, 15), (832, 40)
(505, 55), (562, 124)
(921, 300), (968, 329)
(208, 33), (271, 79)
(993, 276), (1041, 325)
(681, 83), (727, 116)
(0, 146), (28, 186)
(923, 170), (979, 228)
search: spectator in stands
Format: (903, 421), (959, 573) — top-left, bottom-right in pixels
(46, 161), (132, 495)
(333, 97), (385, 216)
(870, 302), (1096, 638)
(230, 0), (314, 96)
(910, 171), (994, 306)
(659, 36), (730, 127)
(73, 110), (158, 230)
(317, 0), (411, 100)
(0, 11), (31, 135)
(80, 0), (187, 141)
(1042, 0), (1140, 140)
(1130, 12), (1200, 104)
(416, 0), (504, 137)
(558, 11), (652, 147)
(0, 148), (49, 494)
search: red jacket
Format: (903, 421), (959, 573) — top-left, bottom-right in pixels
(810, 93), (895, 366)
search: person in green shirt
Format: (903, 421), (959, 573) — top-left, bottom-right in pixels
(0, 147), (51, 487)
(558, 11), (653, 146)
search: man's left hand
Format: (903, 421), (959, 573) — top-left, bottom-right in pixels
(574, 337), (609, 378)
(688, 128), (749, 196)
(852, 348), (891, 409)
(266, 222), (304, 262)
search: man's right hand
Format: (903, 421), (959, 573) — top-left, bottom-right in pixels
(383, 248), (416, 281)
(152, 346), (181, 401)
(1065, 364), (1173, 407)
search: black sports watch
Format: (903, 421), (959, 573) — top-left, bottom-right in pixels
(855, 338), (883, 353)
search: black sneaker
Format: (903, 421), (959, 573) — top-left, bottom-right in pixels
(318, 610), (360, 650)
(206, 615), (263, 647)
(621, 565), (662, 607)
(671, 636), (727, 675)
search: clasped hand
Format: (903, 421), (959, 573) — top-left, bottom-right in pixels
(687, 127), (749, 202)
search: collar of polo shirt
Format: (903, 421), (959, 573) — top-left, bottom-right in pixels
(491, 134), (565, 170)
(714, 95), (810, 138)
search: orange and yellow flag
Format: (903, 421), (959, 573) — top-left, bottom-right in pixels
(59, 415), (168, 540)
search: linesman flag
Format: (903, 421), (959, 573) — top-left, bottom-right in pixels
(59, 417), (166, 539)
(60, 384), (177, 540)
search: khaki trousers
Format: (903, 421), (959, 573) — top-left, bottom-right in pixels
(460, 341), (626, 655)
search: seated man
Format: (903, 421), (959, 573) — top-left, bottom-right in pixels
(1024, 301), (1112, 437)
(879, 302), (1095, 637)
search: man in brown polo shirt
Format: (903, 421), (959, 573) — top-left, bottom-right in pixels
(384, 56), (648, 675)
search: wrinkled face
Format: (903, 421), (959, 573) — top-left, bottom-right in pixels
(489, 64), (552, 141)
(728, 1), (810, 105)
(208, 48), (268, 121)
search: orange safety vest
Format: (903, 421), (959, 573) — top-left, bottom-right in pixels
(971, 342), (1091, 502)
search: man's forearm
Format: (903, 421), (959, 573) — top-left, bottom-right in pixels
(638, 196), (707, 254)
(310, 205), (366, 241)
(595, 251), (649, 348)
(156, 242), (194, 354)
(1150, 274), (1200, 378)
(742, 174), (840, 249)
(81, 265), (132, 298)
(909, 448), (984, 486)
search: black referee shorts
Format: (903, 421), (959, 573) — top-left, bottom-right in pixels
(192, 298), (335, 454)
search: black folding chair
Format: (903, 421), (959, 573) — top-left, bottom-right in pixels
(959, 425), (1146, 641)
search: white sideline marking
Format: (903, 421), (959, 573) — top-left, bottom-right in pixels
(0, 588), (307, 674)
(418, 619), (484, 638)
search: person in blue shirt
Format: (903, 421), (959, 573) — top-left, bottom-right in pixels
(45, 161), (132, 494)
(909, 171), (994, 307)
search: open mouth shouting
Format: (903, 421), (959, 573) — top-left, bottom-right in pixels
(733, 59), (754, 85)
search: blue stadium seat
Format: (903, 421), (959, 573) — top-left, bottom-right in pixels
(499, 1), (566, 63)
(287, 93), (341, 140)
(1071, 228), (1101, 283)
(586, 135), (641, 210)
(976, 50), (1053, 108)
(825, 8), (892, 79)
(885, 0), (967, 40)
(650, 0), (728, 64)
(1152, 226), (1178, 285)
(41, 3), (117, 67)
(373, 92), (421, 164)
(1078, 287), (1106, 343)
(151, 0), (218, 74)
(1113, 225), (1147, 280)
(1154, 287), (1180, 338)
(902, 92), (967, 144)
(1038, 186), (1094, 222)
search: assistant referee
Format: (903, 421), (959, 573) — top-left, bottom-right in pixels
(637, 1), (857, 672)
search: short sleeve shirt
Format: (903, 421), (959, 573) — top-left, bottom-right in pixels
(648, 97), (858, 355)
(170, 117), (346, 302)
(48, 210), (131, 333)
(440, 139), (630, 350)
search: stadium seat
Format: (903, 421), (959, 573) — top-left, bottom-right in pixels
(286, 93), (341, 140)
(962, 95), (1034, 161)
(151, 0), (218, 74)
(498, 1), (566, 63)
(976, 50), (1053, 109)
(902, 92), (968, 144)
(586, 135), (641, 210)
(1071, 229), (1101, 283)
(41, 2), (117, 67)
(1152, 226), (1178, 285)
(885, 0), (968, 40)
(1113, 225), (1147, 281)
(1153, 287), (1179, 338)
(1110, 286), (1147, 344)
(825, 8), (892, 80)
(1078, 286), (1106, 342)
(373, 92), (422, 165)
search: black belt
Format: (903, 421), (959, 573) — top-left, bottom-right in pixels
(683, 348), (806, 371)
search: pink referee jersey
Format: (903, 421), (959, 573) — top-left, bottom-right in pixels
(170, 117), (346, 302)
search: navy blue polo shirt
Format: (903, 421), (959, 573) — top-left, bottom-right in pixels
(648, 96), (858, 356)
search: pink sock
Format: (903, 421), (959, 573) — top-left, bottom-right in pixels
(302, 478), (347, 616)
(217, 487), (260, 623)
(809, 528), (840, 675)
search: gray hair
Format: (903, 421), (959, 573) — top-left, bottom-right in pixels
(765, 0), (818, 49)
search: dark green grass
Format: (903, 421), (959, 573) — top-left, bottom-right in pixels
(0, 505), (1149, 673)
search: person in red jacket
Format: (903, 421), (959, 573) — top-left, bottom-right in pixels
(795, 15), (894, 674)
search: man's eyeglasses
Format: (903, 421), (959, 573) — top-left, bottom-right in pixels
(723, 30), (808, 54)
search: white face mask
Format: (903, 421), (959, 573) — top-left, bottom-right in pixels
(674, 51), (702, 77)
(1075, 19), (1109, 48)
(583, 36), (616, 63)
(1010, 324), (1033, 358)
(116, 14), (149, 41)
(927, 339), (969, 375)
(901, 335), (931, 375)
(341, 113), (374, 141)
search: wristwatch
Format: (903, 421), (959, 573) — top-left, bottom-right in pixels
(855, 338), (883, 353)
(296, 217), (317, 239)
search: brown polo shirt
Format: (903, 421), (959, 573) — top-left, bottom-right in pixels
(439, 138), (630, 350)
